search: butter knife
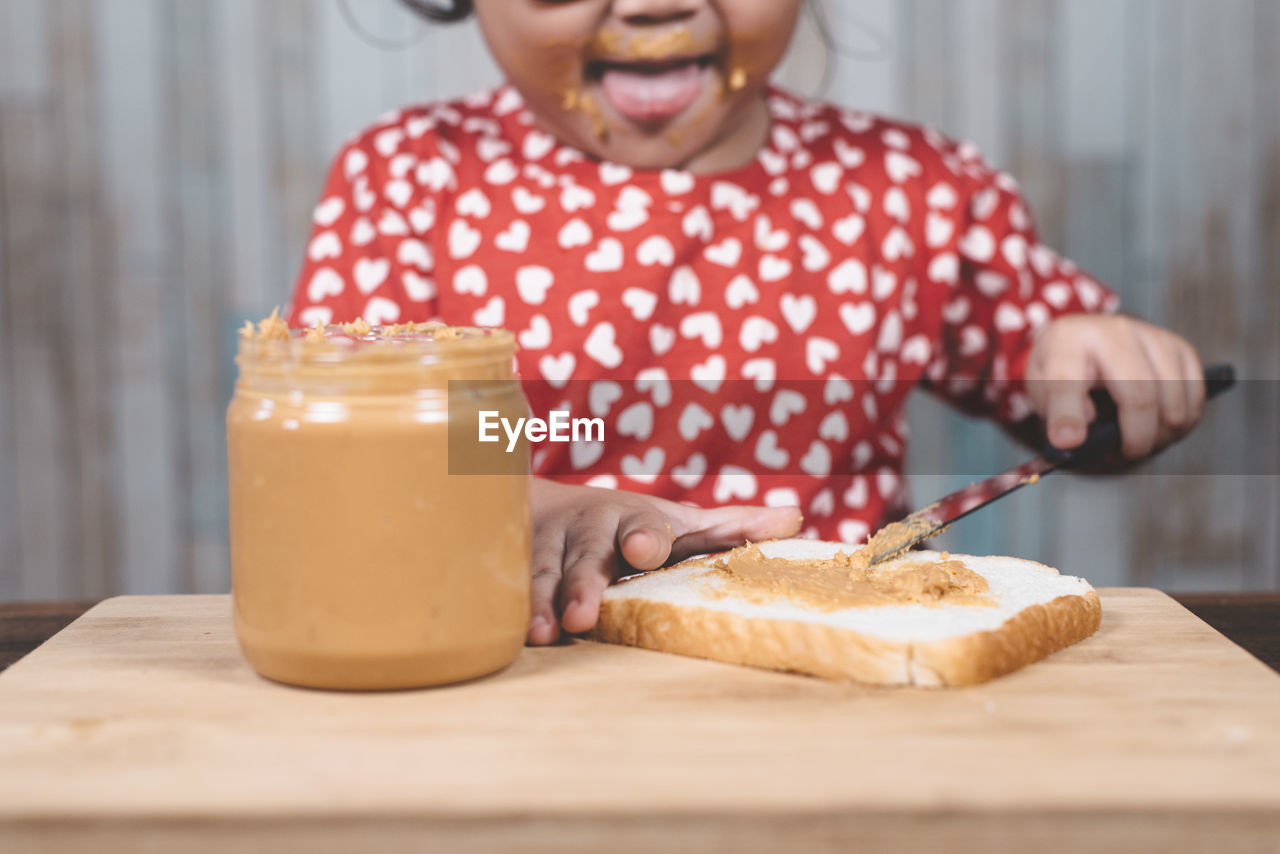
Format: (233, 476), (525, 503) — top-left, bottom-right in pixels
(865, 364), (1236, 566)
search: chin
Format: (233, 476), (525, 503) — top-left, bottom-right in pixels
(594, 135), (713, 170)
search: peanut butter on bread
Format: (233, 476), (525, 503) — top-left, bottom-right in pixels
(704, 543), (993, 611)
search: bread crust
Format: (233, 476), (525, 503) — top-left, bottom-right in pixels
(911, 590), (1102, 686)
(592, 576), (1102, 688)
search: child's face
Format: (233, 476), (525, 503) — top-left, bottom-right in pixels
(474, 0), (803, 171)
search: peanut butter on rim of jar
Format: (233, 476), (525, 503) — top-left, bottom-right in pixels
(227, 316), (531, 690)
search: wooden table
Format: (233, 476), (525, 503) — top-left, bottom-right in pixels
(2, 592), (1279, 854)
(3, 595), (1278, 674)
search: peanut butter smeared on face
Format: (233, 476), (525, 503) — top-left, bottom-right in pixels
(586, 27), (701, 62)
(705, 543), (992, 611)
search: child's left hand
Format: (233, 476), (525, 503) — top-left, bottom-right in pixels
(1024, 315), (1205, 459)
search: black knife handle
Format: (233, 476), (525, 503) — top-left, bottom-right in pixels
(1041, 364), (1236, 468)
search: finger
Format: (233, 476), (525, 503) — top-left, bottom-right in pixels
(558, 530), (623, 635)
(1043, 377), (1094, 449)
(1179, 341), (1206, 428)
(1136, 331), (1189, 445)
(1025, 333), (1094, 449)
(616, 507), (678, 572)
(672, 505), (804, 560)
(1097, 334), (1160, 459)
(527, 528), (567, 645)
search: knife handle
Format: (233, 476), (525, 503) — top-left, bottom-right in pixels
(1041, 364), (1236, 468)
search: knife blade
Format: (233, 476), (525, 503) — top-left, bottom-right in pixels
(864, 364), (1236, 567)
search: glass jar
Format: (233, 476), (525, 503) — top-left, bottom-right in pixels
(227, 321), (531, 690)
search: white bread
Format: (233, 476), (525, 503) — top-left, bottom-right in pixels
(592, 539), (1101, 687)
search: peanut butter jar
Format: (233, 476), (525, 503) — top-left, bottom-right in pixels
(227, 317), (531, 690)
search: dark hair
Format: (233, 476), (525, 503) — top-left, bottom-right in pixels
(398, 0), (473, 23)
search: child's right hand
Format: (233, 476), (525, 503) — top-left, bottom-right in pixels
(527, 478), (803, 645)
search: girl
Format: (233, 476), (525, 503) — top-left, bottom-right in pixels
(288, 0), (1206, 645)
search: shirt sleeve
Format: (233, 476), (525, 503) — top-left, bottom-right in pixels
(921, 138), (1122, 425)
(286, 132), (440, 328)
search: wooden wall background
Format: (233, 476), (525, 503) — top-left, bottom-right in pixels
(0, 0), (1276, 599)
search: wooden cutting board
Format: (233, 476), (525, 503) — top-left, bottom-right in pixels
(1, 589), (1278, 853)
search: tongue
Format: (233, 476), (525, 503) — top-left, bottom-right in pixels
(600, 62), (703, 123)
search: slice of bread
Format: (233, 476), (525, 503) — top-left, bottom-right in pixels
(592, 539), (1101, 687)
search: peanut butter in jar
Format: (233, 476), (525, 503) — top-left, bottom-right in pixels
(227, 317), (531, 690)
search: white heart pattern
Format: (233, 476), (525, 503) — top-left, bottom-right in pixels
(806, 337), (840, 375)
(313, 197), (345, 227)
(402, 270), (436, 303)
(518, 314), (552, 349)
(588, 381), (623, 416)
(622, 448), (665, 485)
(452, 265), (487, 296)
(512, 186), (546, 214)
(724, 275), (759, 309)
(759, 255), (792, 283)
(635, 368), (673, 406)
(567, 289), (599, 326)
(780, 293), (817, 333)
(668, 266), (701, 306)
(516, 266), (555, 304)
(741, 358), (776, 392)
(712, 467), (757, 502)
(636, 235), (675, 267)
(678, 403), (715, 442)
(539, 352), (576, 388)
(308, 232), (342, 261)
(828, 259), (867, 295)
(798, 235), (831, 272)
(649, 325), (676, 356)
(739, 316), (779, 352)
(286, 96), (1095, 544)
(364, 295), (401, 325)
(622, 288), (659, 321)
(704, 238), (743, 268)
(585, 238), (624, 273)
(308, 268), (344, 302)
(721, 404), (747, 440)
(472, 296), (505, 327)
(496, 219), (531, 252)
(764, 487), (801, 508)
(448, 220), (482, 259)
(770, 390), (806, 426)
(558, 218), (593, 249)
(822, 377), (852, 407)
(755, 431), (789, 469)
(692, 355), (726, 393)
(616, 402), (655, 441)
(672, 453), (707, 489)
(819, 410), (849, 442)
(680, 312), (724, 349)
(584, 322), (623, 368)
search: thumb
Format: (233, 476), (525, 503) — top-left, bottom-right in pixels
(671, 504), (803, 560)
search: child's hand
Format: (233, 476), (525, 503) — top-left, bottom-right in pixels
(1025, 315), (1205, 459)
(526, 478), (803, 645)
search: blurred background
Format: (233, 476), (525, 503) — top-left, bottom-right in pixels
(0, 0), (1276, 599)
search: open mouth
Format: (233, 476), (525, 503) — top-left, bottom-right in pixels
(587, 55), (717, 124)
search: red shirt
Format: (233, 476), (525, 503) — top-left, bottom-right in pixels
(288, 84), (1118, 541)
